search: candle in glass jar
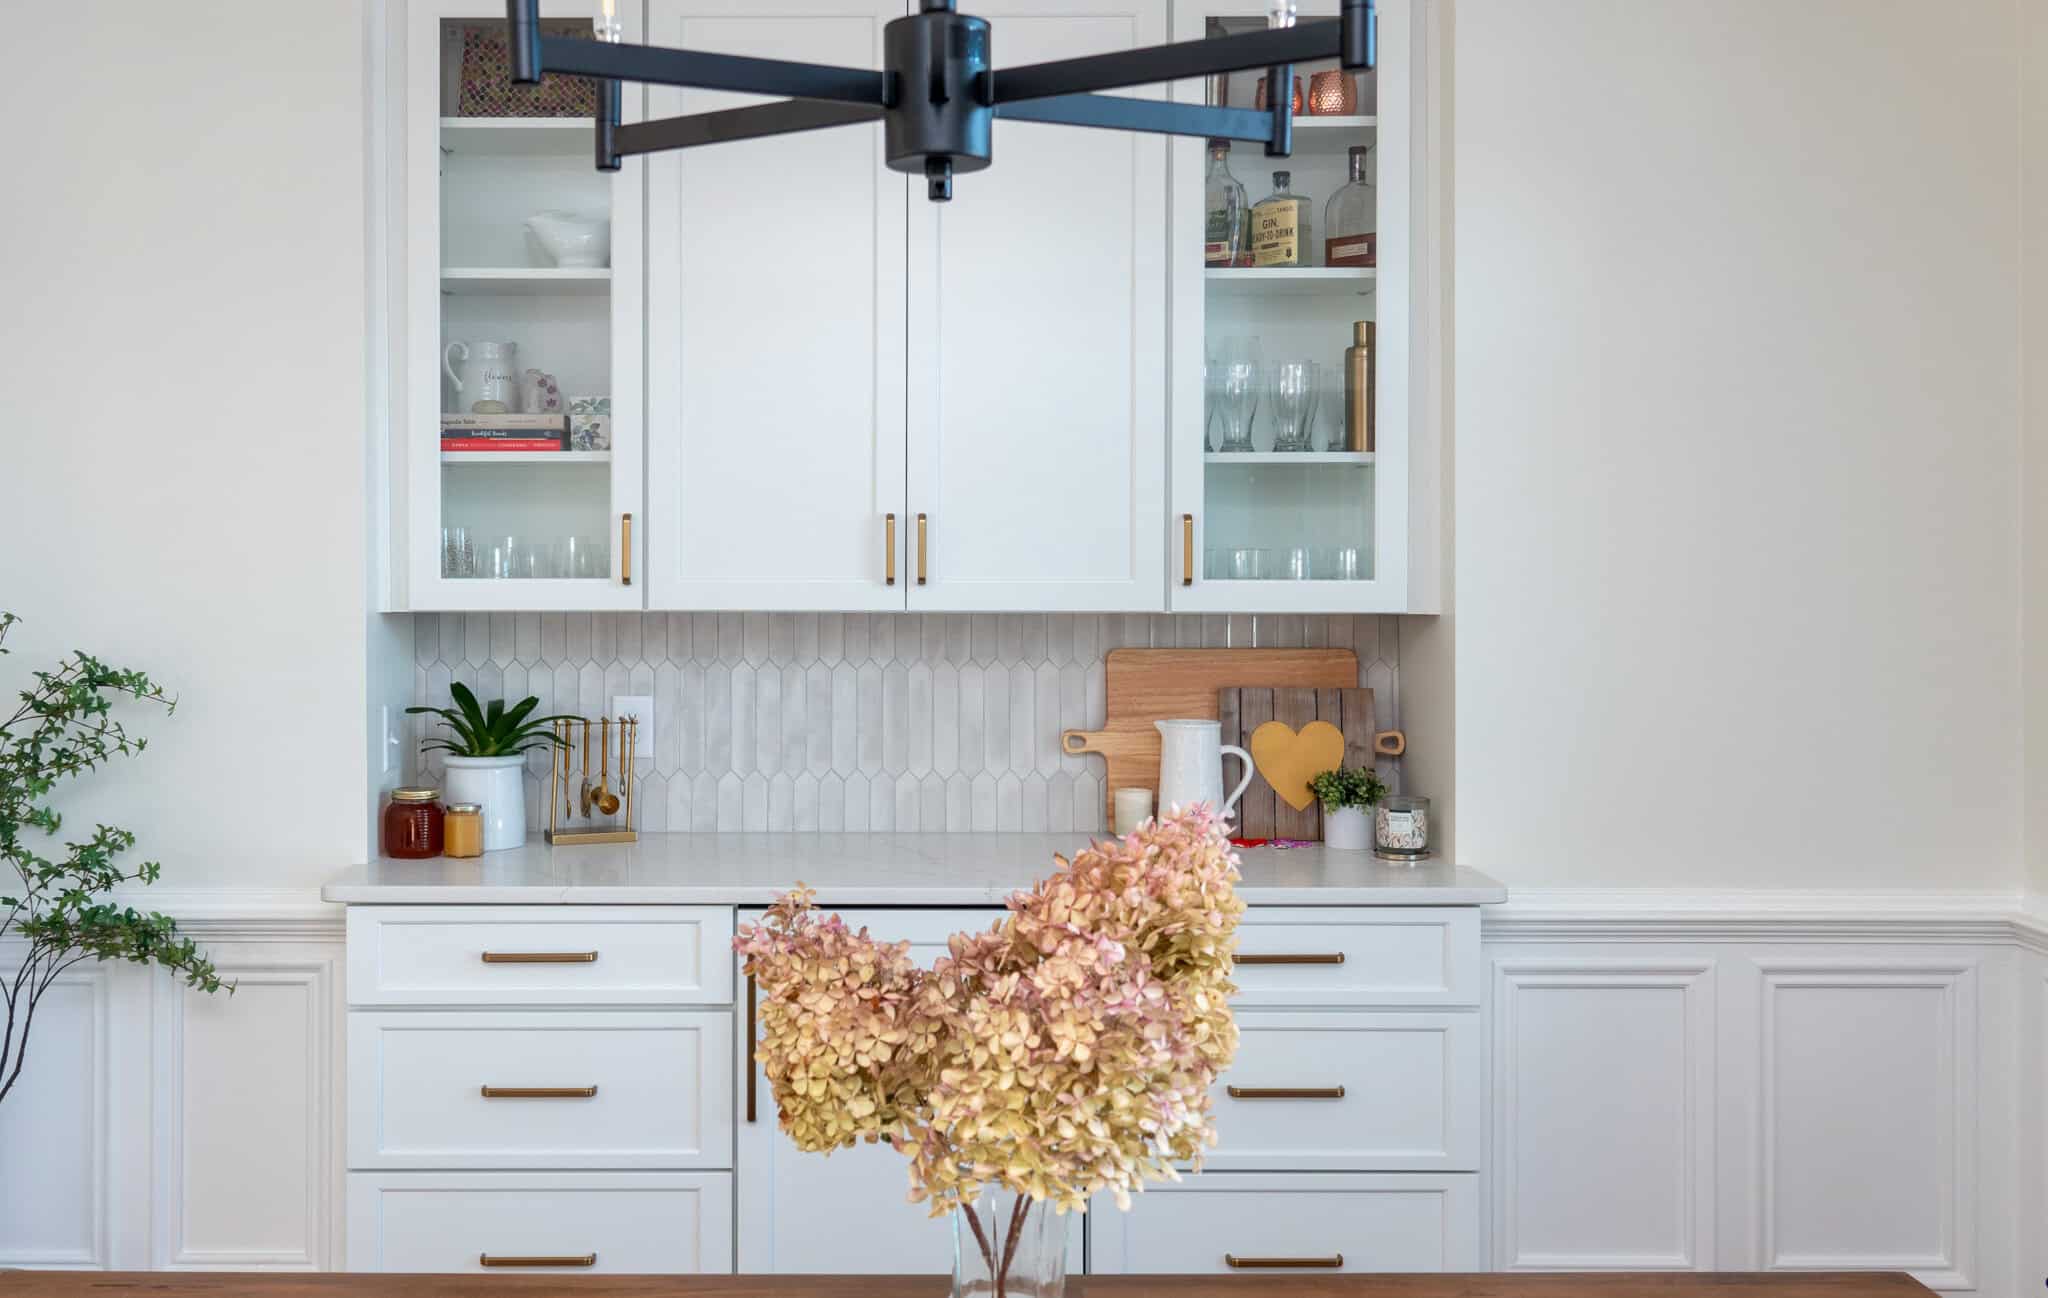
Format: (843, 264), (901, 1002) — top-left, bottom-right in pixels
(1373, 794), (1431, 861)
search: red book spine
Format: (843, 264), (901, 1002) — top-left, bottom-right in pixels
(440, 439), (565, 452)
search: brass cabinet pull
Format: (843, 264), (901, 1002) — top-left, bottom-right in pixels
(479, 1254), (597, 1268)
(1237, 952), (1346, 966)
(479, 1086), (598, 1099)
(885, 514), (898, 586)
(1182, 514), (1194, 586)
(745, 973), (758, 1123)
(1226, 1085), (1346, 1100)
(1225, 1254), (1344, 1269)
(620, 513), (633, 586)
(480, 951), (598, 964)
(916, 513), (928, 585)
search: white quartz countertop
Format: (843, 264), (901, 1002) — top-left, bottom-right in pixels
(322, 833), (1505, 906)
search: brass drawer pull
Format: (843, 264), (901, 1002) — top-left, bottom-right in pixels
(1237, 952), (1345, 966)
(1226, 1085), (1346, 1100)
(885, 513), (898, 586)
(480, 951), (598, 964)
(1182, 513), (1194, 586)
(620, 513), (633, 586)
(916, 513), (928, 585)
(479, 1086), (598, 1099)
(1226, 1253), (1344, 1269)
(745, 973), (758, 1123)
(479, 1254), (597, 1268)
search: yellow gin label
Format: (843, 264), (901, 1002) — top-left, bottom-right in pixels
(1252, 200), (1302, 267)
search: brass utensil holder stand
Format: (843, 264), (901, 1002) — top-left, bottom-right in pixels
(545, 716), (640, 845)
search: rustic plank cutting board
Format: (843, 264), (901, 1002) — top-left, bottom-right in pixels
(1059, 648), (1359, 823)
(1219, 686), (1404, 840)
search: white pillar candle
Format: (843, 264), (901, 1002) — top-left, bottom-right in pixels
(1113, 787), (1155, 836)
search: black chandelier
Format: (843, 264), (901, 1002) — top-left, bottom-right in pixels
(507, 0), (1374, 200)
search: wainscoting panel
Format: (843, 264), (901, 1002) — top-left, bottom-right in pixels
(1756, 960), (1976, 1288)
(1489, 960), (1716, 1271)
(0, 970), (111, 1269)
(153, 948), (343, 1269)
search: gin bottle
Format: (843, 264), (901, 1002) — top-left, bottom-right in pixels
(1251, 170), (1311, 267)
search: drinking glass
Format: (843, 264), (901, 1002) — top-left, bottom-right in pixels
(441, 526), (476, 579)
(1324, 546), (1364, 581)
(482, 536), (521, 580)
(561, 535), (608, 579)
(1214, 337), (1264, 453)
(1283, 545), (1314, 581)
(1202, 354), (1218, 453)
(1270, 360), (1320, 452)
(1226, 547), (1270, 580)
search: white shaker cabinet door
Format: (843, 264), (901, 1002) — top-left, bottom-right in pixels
(735, 907), (1083, 1274)
(645, 0), (909, 610)
(905, 0), (1170, 612)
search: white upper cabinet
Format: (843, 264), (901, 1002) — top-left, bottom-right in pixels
(906, 0), (1169, 613)
(645, 0), (910, 611)
(395, 0), (646, 612)
(1166, 0), (1439, 614)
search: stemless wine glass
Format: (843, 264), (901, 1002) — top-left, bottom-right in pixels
(1270, 360), (1320, 452)
(1203, 354), (1218, 453)
(1226, 547), (1270, 580)
(441, 526), (476, 579)
(1214, 336), (1264, 453)
(1283, 545), (1314, 581)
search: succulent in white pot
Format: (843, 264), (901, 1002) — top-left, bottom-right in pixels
(408, 683), (573, 853)
(1309, 765), (1389, 851)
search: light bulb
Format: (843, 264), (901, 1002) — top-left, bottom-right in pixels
(593, 0), (622, 42)
(1267, 0), (1298, 28)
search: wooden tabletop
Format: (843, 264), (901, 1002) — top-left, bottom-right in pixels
(0, 1273), (1935, 1298)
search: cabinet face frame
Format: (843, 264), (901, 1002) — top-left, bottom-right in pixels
(643, 0), (912, 612)
(1165, 0), (1425, 614)
(398, 0), (646, 612)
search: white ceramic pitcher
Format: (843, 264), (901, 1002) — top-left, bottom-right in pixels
(1155, 718), (1255, 823)
(443, 340), (519, 413)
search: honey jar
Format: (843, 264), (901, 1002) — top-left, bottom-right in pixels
(381, 787), (444, 859)
(443, 802), (484, 859)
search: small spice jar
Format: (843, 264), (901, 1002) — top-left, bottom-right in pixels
(381, 787), (444, 860)
(1373, 793), (1431, 862)
(443, 803), (484, 859)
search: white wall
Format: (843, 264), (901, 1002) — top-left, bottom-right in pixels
(1452, 0), (2024, 889)
(2027, 0), (2048, 906)
(0, 0), (372, 888)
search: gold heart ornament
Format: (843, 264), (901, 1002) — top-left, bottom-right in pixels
(1248, 720), (1347, 812)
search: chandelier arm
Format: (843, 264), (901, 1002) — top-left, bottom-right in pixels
(614, 101), (886, 156)
(534, 34), (892, 107)
(993, 96), (1277, 145)
(983, 24), (1340, 106)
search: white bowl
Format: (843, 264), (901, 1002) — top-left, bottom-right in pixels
(524, 211), (610, 269)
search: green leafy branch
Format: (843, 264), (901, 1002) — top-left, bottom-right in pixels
(2, 611), (225, 1105)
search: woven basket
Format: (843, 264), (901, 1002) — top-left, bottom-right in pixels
(456, 24), (597, 118)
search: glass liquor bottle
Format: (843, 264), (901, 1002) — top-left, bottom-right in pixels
(1323, 144), (1376, 268)
(1203, 139), (1251, 267)
(1251, 170), (1311, 268)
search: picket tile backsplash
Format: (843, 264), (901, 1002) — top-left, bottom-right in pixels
(409, 613), (1401, 835)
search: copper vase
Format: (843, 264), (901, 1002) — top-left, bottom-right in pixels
(1253, 74), (1303, 112)
(1306, 70), (1359, 115)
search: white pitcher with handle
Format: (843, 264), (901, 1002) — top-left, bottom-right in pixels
(443, 340), (520, 413)
(1155, 718), (1255, 823)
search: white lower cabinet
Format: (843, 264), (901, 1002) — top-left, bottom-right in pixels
(1090, 1172), (1481, 1274)
(346, 1171), (734, 1274)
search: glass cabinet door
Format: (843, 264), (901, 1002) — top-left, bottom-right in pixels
(401, 0), (644, 610)
(1168, 0), (1416, 613)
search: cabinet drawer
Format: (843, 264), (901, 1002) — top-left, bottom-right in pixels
(1090, 1172), (1480, 1274)
(347, 1011), (732, 1170)
(346, 905), (734, 1007)
(346, 1171), (733, 1273)
(1233, 908), (1480, 1007)
(1206, 1011), (1478, 1171)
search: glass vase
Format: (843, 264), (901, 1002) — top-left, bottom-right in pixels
(952, 1186), (1068, 1298)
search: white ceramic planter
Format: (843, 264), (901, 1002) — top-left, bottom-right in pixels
(440, 755), (527, 852)
(1323, 804), (1371, 850)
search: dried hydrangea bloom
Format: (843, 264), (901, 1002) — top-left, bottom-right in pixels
(735, 805), (1243, 1224)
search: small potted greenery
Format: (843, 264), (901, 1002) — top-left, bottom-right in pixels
(1308, 765), (1388, 851)
(407, 683), (574, 853)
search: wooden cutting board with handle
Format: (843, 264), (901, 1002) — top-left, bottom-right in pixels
(1059, 649), (1361, 823)
(1219, 686), (1406, 840)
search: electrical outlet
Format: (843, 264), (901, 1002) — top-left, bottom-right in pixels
(611, 694), (654, 764)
